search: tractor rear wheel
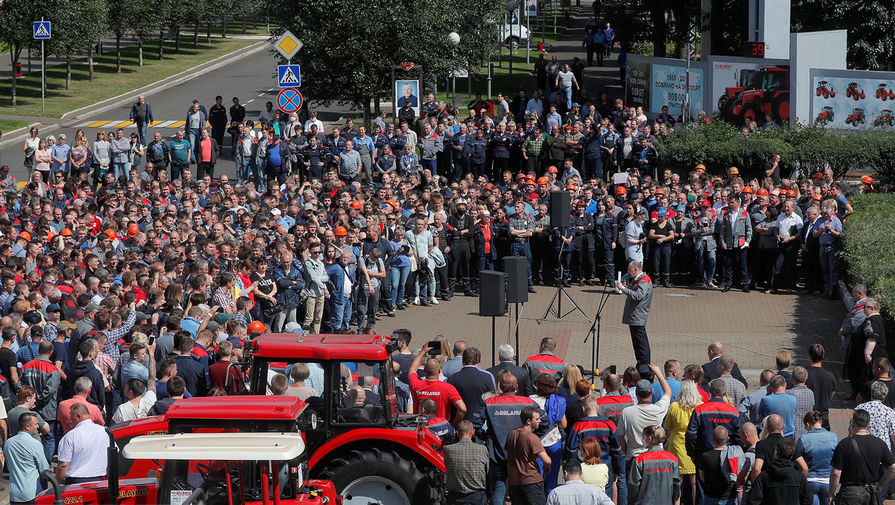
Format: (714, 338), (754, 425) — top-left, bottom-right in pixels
(317, 447), (440, 505)
(773, 97), (790, 122)
(742, 105), (759, 124)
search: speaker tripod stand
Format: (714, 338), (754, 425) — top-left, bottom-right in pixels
(583, 283), (612, 380)
(537, 239), (593, 325)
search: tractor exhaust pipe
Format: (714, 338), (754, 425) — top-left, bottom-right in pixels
(106, 427), (120, 504)
(41, 470), (63, 505)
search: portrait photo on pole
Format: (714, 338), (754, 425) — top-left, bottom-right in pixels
(395, 80), (420, 116)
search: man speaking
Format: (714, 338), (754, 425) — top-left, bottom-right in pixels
(616, 260), (653, 367)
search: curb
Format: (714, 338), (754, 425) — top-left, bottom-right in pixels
(61, 40), (269, 120)
(0, 122), (59, 151)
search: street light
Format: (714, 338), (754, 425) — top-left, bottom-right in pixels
(448, 32), (461, 107)
(507, 1), (517, 75)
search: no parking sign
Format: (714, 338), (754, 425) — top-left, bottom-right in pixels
(277, 88), (303, 114)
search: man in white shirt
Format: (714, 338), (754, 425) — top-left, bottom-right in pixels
(56, 403), (108, 484)
(547, 459), (614, 505)
(773, 199), (803, 292)
(616, 364), (671, 460)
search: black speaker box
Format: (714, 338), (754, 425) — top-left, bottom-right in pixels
(502, 256), (528, 304)
(550, 191), (571, 228)
(479, 270), (507, 316)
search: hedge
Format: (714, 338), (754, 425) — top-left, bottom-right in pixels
(841, 194), (895, 320)
(654, 121), (895, 182)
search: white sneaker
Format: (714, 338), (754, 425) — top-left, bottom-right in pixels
(708, 281), (718, 289)
(413, 297), (420, 305)
(431, 297), (439, 305)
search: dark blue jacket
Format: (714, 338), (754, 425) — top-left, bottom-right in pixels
(594, 212), (618, 250)
(175, 354), (208, 397)
(468, 137), (488, 164)
(472, 393), (542, 462)
(447, 366), (496, 421)
(326, 263), (348, 304)
(685, 398), (741, 458)
(68, 359), (106, 412)
(566, 416), (625, 479)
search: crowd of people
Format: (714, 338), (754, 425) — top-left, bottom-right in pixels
(0, 46), (888, 504)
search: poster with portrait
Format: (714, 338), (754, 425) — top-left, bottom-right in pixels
(395, 80), (420, 117)
(525, 0), (537, 17)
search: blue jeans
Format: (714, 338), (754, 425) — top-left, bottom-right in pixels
(42, 420), (57, 463)
(703, 498), (734, 505)
(188, 129), (201, 162)
(421, 158), (437, 176)
(136, 122), (148, 145)
(510, 242), (533, 288)
(237, 157), (251, 184)
(562, 87), (573, 108)
(488, 459), (507, 505)
(112, 161), (129, 181)
(724, 247), (750, 288)
(809, 481), (828, 505)
(615, 461), (627, 505)
(819, 242), (840, 295)
(328, 296), (351, 331)
(697, 246), (716, 283)
(412, 269), (436, 300)
(389, 265), (410, 307)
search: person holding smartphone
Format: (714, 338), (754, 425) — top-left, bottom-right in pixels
(407, 343), (466, 426)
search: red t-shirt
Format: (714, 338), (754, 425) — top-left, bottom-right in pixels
(201, 138), (213, 162)
(408, 374), (462, 420)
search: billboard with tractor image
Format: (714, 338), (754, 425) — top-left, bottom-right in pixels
(810, 68), (895, 129)
(711, 60), (790, 126)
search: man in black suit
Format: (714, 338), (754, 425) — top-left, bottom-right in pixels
(487, 344), (531, 396)
(173, 333), (208, 397)
(447, 347), (496, 421)
(701, 341), (747, 388)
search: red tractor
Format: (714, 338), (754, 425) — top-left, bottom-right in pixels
(876, 83), (895, 101)
(36, 398), (340, 505)
(815, 80), (836, 98)
(845, 108), (866, 126)
(105, 333), (446, 505)
(719, 67), (789, 125)
(718, 69), (756, 115)
(874, 109), (894, 127)
(846, 82), (866, 100)
(815, 106), (834, 125)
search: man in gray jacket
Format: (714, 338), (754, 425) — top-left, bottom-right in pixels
(338, 140), (362, 184)
(719, 195), (753, 293)
(418, 125), (443, 176)
(616, 260), (653, 367)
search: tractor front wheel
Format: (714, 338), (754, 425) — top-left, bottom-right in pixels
(317, 447), (440, 505)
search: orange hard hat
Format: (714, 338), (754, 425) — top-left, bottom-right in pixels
(695, 163), (706, 171)
(547, 166), (558, 173)
(566, 184), (577, 191)
(655, 188), (665, 195)
(350, 200), (362, 209)
(334, 226), (348, 236)
(484, 182), (494, 190)
(248, 321), (266, 334)
(862, 176), (874, 185)
(516, 173), (526, 180)
(786, 189), (797, 197)
(60, 228), (73, 237)
(104, 229), (117, 240)
(46, 231), (55, 242)
(812, 194), (823, 201)
(127, 224), (140, 237)
(615, 186), (627, 195)
(525, 173), (536, 180)
(742, 186), (753, 194)
(756, 188), (769, 197)
(17, 232), (31, 241)
(537, 177), (549, 185)
(385, 199), (399, 209)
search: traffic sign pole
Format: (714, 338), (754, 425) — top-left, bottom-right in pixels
(41, 18), (45, 115)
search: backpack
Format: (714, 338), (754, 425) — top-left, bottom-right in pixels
(0, 373), (14, 411)
(720, 444), (745, 487)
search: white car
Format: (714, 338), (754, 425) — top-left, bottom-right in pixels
(500, 14), (531, 48)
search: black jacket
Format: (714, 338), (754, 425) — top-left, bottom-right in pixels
(487, 361), (531, 396)
(68, 359), (105, 412)
(748, 459), (811, 505)
(702, 358), (748, 388)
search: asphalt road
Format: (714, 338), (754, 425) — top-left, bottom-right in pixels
(1, 52), (352, 182)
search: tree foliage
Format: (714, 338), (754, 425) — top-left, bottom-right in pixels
(793, 0), (895, 70)
(268, 0), (501, 112)
(0, 0), (57, 106)
(842, 195), (895, 321)
(50, 0), (107, 86)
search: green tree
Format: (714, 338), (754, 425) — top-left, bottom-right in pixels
(50, 0), (107, 87)
(107, 0), (141, 72)
(0, 0), (52, 106)
(129, 0), (163, 66)
(270, 0), (500, 125)
(792, 0), (895, 70)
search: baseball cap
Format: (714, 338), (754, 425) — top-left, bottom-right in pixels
(270, 208), (282, 216)
(303, 202), (315, 210)
(635, 379), (653, 396)
(85, 303), (103, 312)
(47, 304), (62, 313)
(700, 200), (711, 207)
(480, 210), (491, 216)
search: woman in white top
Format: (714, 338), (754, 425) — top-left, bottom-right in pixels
(34, 139), (52, 180)
(93, 130), (112, 178)
(579, 436), (610, 490)
(22, 126), (40, 175)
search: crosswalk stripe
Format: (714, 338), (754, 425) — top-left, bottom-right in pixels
(148, 120), (166, 126)
(87, 120), (112, 128)
(154, 120), (178, 128)
(169, 121), (186, 128)
(112, 121), (134, 128)
(72, 120), (266, 129)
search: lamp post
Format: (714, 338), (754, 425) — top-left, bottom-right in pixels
(507, 1), (517, 75)
(448, 31), (461, 107)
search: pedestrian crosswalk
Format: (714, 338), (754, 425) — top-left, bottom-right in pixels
(71, 120), (265, 129)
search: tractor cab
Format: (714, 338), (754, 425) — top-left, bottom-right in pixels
(36, 431), (338, 505)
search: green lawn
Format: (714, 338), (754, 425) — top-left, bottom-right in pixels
(1, 33), (264, 118)
(0, 119), (31, 132)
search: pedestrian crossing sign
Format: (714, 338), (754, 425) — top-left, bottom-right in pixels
(33, 21), (51, 40)
(277, 65), (302, 87)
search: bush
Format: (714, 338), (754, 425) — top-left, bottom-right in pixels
(841, 194), (895, 319)
(654, 122), (895, 182)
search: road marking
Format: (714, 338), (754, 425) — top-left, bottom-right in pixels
(246, 99), (254, 104)
(70, 120), (263, 129)
(148, 120), (166, 126)
(169, 121), (186, 128)
(112, 121), (134, 128)
(87, 120), (113, 128)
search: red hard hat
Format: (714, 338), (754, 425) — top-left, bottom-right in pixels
(547, 166), (558, 174)
(248, 321), (266, 334)
(862, 176), (874, 185)
(756, 188), (770, 197)
(350, 200), (363, 209)
(742, 186), (753, 194)
(127, 224), (140, 237)
(537, 177), (549, 185)
(566, 184), (577, 191)
(335, 226), (348, 236)
(615, 186), (627, 195)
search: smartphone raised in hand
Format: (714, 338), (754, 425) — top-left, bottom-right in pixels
(427, 340), (442, 356)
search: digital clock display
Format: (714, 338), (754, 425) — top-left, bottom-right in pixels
(743, 41), (765, 58)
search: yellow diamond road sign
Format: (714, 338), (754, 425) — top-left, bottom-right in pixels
(274, 30), (303, 60)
